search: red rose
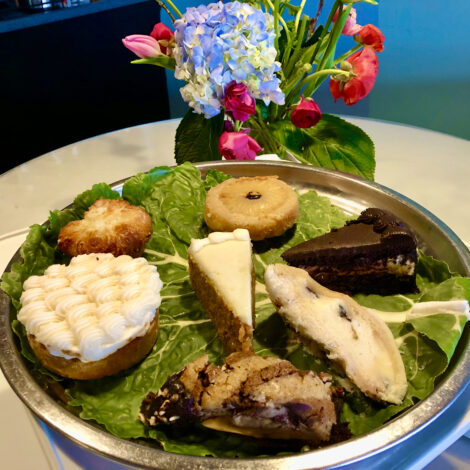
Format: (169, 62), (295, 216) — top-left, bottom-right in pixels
(218, 130), (262, 160)
(357, 24), (385, 53)
(329, 48), (379, 106)
(150, 23), (174, 56)
(224, 82), (256, 122)
(291, 96), (322, 129)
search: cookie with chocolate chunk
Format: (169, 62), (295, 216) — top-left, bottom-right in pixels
(139, 352), (342, 443)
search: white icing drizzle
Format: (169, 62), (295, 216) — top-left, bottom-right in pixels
(18, 253), (163, 362)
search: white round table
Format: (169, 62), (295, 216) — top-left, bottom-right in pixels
(0, 117), (469, 243)
(0, 118), (469, 470)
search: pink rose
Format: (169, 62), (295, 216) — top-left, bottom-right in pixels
(357, 24), (385, 53)
(291, 96), (322, 129)
(150, 22), (175, 56)
(224, 82), (256, 122)
(122, 35), (162, 59)
(218, 130), (262, 160)
(329, 48), (379, 106)
(333, 7), (362, 36)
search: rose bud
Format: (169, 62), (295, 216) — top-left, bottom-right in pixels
(122, 35), (162, 59)
(329, 47), (379, 106)
(218, 130), (262, 160)
(224, 82), (256, 122)
(357, 24), (385, 53)
(333, 7), (362, 36)
(224, 120), (235, 132)
(291, 96), (322, 129)
(150, 22), (175, 56)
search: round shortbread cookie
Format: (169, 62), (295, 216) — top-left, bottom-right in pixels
(204, 176), (299, 241)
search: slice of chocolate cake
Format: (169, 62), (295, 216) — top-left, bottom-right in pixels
(281, 208), (417, 295)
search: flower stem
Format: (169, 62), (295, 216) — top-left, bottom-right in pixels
(310, 0), (339, 65)
(294, 0), (307, 34)
(250, 117), (278, 154)
(308, 0), (324, 38)
(274, 0), (279, 53)
(155, 0), (176, 22)
(317, 4), (350, 71)
(334, 44), (361, 64)
(156, 0), (182, 20)
(284, 14), (309, 78)
(304, 3), (352, 96)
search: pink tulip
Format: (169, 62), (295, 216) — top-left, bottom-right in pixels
(333, 7), (362, 36)
(224, 82), (256, 122)
(329, 47), (379, 106)
(218, 130), (262, 160)
(150, 23), (175, 56)
(291, 96), (322, 129)
(122, 35), (162, 59)
(357, 24), (385, 53)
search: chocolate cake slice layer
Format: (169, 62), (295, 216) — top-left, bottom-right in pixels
(282, 208), (418, 295)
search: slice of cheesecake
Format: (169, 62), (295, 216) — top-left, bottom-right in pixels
(188, 229), (255, 353)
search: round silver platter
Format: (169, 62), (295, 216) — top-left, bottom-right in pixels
(0, 161), (469, 469)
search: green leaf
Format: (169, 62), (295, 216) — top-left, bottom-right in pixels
(131, 56), (176, 71)
(203, 169), (232, 190)
(1, 225), (55, 310)
(3, 164), (469, 458)
(304, 25), (323, 48)
(269, 114), (376, 180)
(72, 183), (121, 216)
(416, 250), (454, 290)
(122, 166), (172, 206)
(175, 110), (225, 164)
(139, 162), (210, 245)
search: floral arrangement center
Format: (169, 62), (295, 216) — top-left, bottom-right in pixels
(123, 0), (384, 180)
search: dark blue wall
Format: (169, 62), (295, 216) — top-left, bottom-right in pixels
(0, 0), (170, 174)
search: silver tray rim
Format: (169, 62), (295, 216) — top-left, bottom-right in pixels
(0, 160), (469, 470)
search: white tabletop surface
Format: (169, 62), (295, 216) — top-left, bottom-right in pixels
(0, 117), (469, 469)
(0, 117), (469, 242)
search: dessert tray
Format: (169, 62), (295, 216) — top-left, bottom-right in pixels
(0, 161), (469, 469)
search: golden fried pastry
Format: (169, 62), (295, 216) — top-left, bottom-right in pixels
(204, 176), (299, 241)
(58, 198), (152, 257)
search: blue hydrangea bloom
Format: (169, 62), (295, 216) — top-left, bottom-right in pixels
(174, 1), (285, 118)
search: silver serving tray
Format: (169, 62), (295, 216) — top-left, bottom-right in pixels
(0, 161), (469, 469)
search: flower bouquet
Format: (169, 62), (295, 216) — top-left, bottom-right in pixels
(123, 0), (384, 180)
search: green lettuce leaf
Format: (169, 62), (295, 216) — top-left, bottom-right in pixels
(122, 166), (172, 205)
(1, 163), (468, 458)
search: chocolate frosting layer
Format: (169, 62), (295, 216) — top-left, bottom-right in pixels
(281, 208), (418, 295)
(282, 208), (417, 266)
